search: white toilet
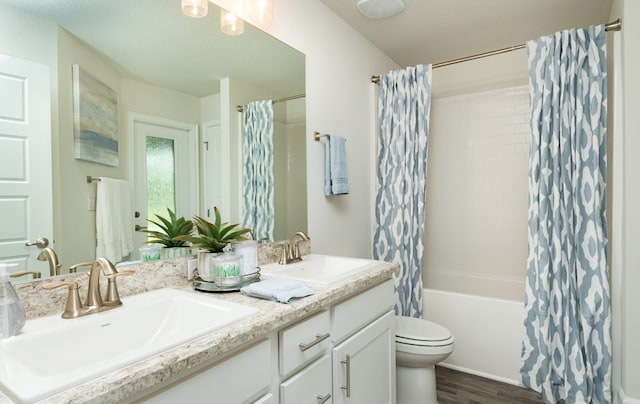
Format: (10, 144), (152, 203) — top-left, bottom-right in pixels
(395, 316), (454, 404)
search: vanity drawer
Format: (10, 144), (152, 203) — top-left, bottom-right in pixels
(280, 355), (332, 404)
(279, 310), (331, 377)
(332, 279), (394, 344)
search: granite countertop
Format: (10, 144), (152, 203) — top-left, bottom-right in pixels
(5, 252), (398, 403)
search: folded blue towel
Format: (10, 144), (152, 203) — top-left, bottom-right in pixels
(322, 135), (349, 196)
(240, 277), (314, 303)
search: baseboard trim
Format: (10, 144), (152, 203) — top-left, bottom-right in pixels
(619, 387), (640, 404)
(438, 362), (523, 388)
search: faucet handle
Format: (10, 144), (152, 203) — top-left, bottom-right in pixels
(104, 270), (134, 306)
(275, 243), (291, 265)
(42, 281), (84, 319)
(69, 261), (94, 273)
(9, 271), (42, 280)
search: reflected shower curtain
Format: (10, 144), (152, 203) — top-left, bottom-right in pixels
(373, 64), (432, 318)
(242, 100), (274, 241)
(520, 25), (612, 403)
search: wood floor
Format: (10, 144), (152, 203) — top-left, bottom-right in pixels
(436, 366), (543, 404)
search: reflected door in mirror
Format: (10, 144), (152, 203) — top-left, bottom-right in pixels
(132, 116), (199, 260)
(0, 55), (53, 280)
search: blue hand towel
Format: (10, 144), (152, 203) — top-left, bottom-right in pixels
(240, 277), (314, 304)
(322, 138), (332, 196)
(322, 135), (349, 196)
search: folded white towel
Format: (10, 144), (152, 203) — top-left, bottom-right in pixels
(240, 277), (314, 303)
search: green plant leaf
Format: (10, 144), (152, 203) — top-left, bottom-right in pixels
(141, 208), (194, 247)
(186, 207), (252, 252)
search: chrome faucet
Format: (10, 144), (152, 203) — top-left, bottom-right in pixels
(43, 258), (133, 319)
(277, 231), (310, 265)
(37, 247), (61, 276)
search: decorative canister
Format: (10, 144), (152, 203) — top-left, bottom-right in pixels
(139, 245), (161, 262)
(232, 240), (258, 275)
(198, 252), (242, 283)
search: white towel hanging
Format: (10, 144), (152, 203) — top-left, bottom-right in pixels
(95, 177), (133, 262)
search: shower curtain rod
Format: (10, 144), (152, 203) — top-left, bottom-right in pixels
(370, 19), (622, 84)
(236, 93), (305, 112)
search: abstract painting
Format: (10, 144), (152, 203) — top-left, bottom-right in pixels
(72, 64), (119, 166)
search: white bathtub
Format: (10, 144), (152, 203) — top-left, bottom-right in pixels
(423, 288), (525, 386)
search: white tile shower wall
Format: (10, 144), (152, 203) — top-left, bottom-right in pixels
(424, 85), (531, 302)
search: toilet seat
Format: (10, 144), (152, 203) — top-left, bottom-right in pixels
(395, 316), (454, 347)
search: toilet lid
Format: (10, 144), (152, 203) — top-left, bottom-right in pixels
(395, 316), (453, 346)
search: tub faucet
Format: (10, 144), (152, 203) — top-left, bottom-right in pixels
(37, 247), (61, 276)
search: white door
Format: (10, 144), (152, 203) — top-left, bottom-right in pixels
(332, 311), (395, 404)
(0, 54), (52, 280)
(201, 120), (229, 219)
(131, 114), (198, 258)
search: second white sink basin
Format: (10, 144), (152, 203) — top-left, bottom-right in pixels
(259, 254), (381, 287)
(0, 288), (258, 403)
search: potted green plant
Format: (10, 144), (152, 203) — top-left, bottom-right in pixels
(177, 206), (252, 281)
(178, 206), (251, 252)
(141, 208), (194, 259)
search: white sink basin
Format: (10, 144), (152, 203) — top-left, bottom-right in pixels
(0, 288), (258, 403)
(259, 254), (381, 287)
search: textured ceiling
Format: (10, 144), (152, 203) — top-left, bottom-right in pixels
(0, 0), (305, 98)
(321, 0), (614, 67)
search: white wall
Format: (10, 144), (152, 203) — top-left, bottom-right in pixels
(273, 99), (307, 241)
(264, 0), (399, 258)
(610, 0), (640, 402)
(55, 28), (125, 268)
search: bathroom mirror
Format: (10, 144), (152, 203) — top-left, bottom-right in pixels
(0, 0), (306, 278)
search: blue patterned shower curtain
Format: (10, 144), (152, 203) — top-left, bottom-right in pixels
(520, 25), (611, 403)
(373, 65), (432, 318)
(242, 100), (274, 241)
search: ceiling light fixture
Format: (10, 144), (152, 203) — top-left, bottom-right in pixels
(181, 0), (208, 18)
(220, 8), (245, 35)
(356, 0), (405, 19)
(245, 0), (272, 28)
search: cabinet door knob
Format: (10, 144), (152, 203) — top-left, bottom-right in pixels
(340, 354), (351, 398)
(316, 393), (331, 404)
(298, 333), (330, 352)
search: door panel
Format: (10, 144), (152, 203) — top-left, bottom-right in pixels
(201, 120), (228, 219)
(0, 54), (52, 279)
(132, 115), (198, 258)
(332, 311), (395, 404)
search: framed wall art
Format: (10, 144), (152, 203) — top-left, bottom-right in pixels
(72, 64), (119, 167)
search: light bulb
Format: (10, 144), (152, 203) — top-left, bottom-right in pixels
(221, 9), (245, 35)
(246, 0), (272, 27)
(181, 0), (208, 18)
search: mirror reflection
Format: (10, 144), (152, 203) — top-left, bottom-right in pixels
(0, 0), (306, 281)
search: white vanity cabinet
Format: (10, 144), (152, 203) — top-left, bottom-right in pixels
(140, 339), (272, 404)
(332, 311), (395, 404)
(136, 279), (394, 404)
(280, 354), (332, 403)
(278, 311), (333, 403)
(277, 279), (395, 404)
(331, 280), (395, 404)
